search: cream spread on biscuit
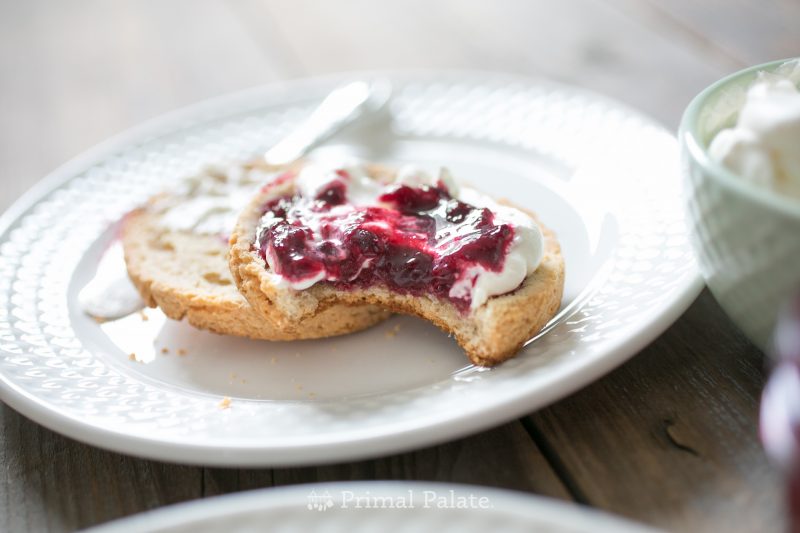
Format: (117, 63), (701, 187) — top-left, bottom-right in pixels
(256, 161), (544, 310)
(157, 164), (278, 236)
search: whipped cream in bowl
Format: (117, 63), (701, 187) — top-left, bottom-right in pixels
(708, 59), (800, 200)
(681, 57), (800, 350)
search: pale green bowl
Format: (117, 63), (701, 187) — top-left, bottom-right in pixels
(680, 58), (800, 350)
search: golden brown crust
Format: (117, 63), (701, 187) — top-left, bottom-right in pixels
(122, 204), (389, 341)
(229, 165), (565, 365)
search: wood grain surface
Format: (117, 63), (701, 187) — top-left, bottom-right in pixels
(1, 1), (797, 531)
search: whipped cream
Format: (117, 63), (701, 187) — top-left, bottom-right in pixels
(261, 162), (544, 309)
(451, 187), (543, 309)
(709, 59), (800, 199)
(157, 164), (279, 235)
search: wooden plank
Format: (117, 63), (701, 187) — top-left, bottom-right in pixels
(203, 422), (570, 499)
(201, 468), (275, 497)
(0, 406), (201, 532)
(270, 422), (572, 498)
(244, 0), (731, 127)
(608, 0), (800, 68)
(528, 290), (784, 532)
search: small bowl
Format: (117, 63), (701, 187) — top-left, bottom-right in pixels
(680, 58), (800, 351)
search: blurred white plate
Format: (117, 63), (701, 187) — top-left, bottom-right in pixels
(0, 71), (701, 466)
(82, 482), (657, 533)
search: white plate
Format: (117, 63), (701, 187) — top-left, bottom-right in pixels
(0, 71), (701, 466)
(82, 482), (657, 533)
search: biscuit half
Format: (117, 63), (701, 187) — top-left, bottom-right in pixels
(229, 165), (565, 365)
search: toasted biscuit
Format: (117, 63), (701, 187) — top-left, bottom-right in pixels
(229, 164), (564, 365)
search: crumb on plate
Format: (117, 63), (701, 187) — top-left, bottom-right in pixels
(384, 323), (402, 339)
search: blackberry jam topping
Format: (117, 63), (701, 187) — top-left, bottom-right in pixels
(256, 165), (535, 311)
(314, 181), (347, 207)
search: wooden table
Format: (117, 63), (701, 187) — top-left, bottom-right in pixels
(1, 2), (796, 531)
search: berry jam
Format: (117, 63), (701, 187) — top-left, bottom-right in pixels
(256, 176), (516, 311)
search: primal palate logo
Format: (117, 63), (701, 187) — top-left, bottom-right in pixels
(306, 489), (492, 511)
(306, 490), (335, 511)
